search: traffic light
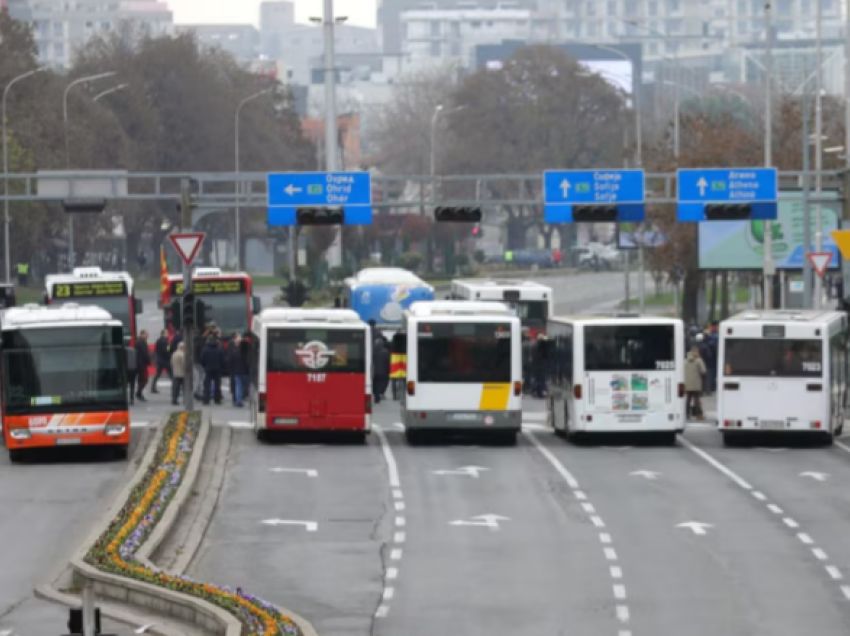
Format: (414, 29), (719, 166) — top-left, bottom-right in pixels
(704, 203), (752, 221)
(434, 206), (482, 222)
(182, 292), (195, 328)
(285, 280), (309, 307)
(166, 298), (182, 330)
(196, 300), (213, 328)
(296, 207), (344, 225)
(571, 205), (618, 223)
(471, 224), (482, 239)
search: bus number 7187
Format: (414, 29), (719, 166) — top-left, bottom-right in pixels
(307, 373), (327, 383)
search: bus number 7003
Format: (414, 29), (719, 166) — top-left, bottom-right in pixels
(307, 374), (327, 383)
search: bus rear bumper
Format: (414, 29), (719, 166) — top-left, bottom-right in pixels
(402, 408), (522, 432)
(573, 413), (685, 434)
(717, 419), (830, 433)
(261, 413), (370, 432)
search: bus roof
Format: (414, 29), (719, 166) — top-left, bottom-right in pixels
(723, 310), (847, 326)
(167, 267), (250, 282)
(2, 303), (120, 328)
(452, 278), (553, 292)
(45, 268), (134, 295)
(255, 308), (364, 325)
(550, 313), (684, 326)
(407, 300), (516, 318)
(346, 267), (430, 288)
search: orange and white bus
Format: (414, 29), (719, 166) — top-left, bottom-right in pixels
(1, 304), (131, 462)
(250, 308), (372, 442)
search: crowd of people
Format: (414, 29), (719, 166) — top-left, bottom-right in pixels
(684, 324), (719, 419)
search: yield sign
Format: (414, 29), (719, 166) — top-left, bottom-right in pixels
(168, 232), (205, 266)
(807, 251), (833, 278)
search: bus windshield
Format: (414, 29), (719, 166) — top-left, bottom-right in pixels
(724, 338), (823, 377)
(510, 301), (548, 326)
(1, 326), (126, 415)
(267, 328), (366, 373)
(585, 325), (676, 372)
(417, 321), (512, 383)
(200, 294), (249, 334)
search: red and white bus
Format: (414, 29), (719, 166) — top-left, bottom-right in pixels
(44, 268), (143, 346)
(250, 308), (372, 441)
(164, 268), (260, 335)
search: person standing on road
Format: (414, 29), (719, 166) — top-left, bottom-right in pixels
(151, 329), (172, 393)
(229, 333), (249, 408)
(126, 344), (138, 406)
(170, 342), (186, 406)
(201, 336), (226, 405)
(685, 345), (706, 420)
(389, 332), (406, 401)
(134, 330), (151, 402)
(372, 338), (390, 404)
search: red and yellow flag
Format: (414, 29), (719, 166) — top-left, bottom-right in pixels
(160, 246), (170, 306)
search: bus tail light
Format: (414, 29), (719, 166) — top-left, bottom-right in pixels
(811, 421), (822, 429)
(574, 384), (582, 400)
(678, 383), (685, 398)
(258, 392), (267, 413)
(365, 395), (372, 414)
(723, 420), (742, 428)
(514, 381), (522, 396)
(407, 381), (415, 396)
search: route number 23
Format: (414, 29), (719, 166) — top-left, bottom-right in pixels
(307, 374), (327, 383)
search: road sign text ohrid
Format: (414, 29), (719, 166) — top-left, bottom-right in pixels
(704, 203), (752, 221)
(572, 204), (618, 223)
(434, 207), (482, 222)
(296, 207), (344, 225)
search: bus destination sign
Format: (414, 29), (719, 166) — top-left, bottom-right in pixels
(53, 281), (128, 298)
(171, 279), (247, 295)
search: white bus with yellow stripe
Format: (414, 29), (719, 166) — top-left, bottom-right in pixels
(399, 300), (522, 445)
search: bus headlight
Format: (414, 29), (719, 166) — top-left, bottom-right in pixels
(9, 428), (31, 439)
(104, 424), (126, 436)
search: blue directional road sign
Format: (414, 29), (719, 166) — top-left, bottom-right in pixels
(543, 169), (646, 223)
(677, 167), (778, 221)
(266, 171), (373, 226)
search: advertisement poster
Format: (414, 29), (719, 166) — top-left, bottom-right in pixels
(617, 223), (667, 250)
(588, 373), (667, 413)
(698, 190), (841, 270)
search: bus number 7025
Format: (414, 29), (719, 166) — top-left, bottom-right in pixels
(307, 373), (327, 383)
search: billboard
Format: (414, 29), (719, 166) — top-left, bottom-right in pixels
(617, 223), (667, 249)
(698, 190), (842, 270)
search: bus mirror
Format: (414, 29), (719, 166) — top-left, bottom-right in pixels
(135, 298), (144, 315)
(252, 296), (262, 314)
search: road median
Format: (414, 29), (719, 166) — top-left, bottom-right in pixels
(47, 411), (315, 636)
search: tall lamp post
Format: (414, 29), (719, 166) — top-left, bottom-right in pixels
(63, 71), (116, 269)
(2, 66), (48, 283)
(234, 87), (272, 271)
(92, 83), (128, 103)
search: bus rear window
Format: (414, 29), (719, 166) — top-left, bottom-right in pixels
(511, 301), (548, 325)
(417, 322), (512, 383)
(724, 339), (823, 377)
(267, 328), (366, 373)
(584, 325), (676, 372)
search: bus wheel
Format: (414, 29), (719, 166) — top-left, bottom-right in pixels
(8, 449), (24, 463)
(255, 429), (268, 443)
(350, 432), (368, 445)
(113, 445), (129, 461)
(494, 432), (517, 447)
(659, 432), (678, 446)
(405, 429), (422, 446)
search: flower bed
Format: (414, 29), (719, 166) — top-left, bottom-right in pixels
(85, 411), (302, 636)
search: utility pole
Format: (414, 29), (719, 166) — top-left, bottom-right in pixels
(763, 2), (775, 309)
(180, 178), (194, 411)
(814, 0), (824, 309)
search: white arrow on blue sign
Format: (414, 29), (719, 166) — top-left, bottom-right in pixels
(543, 169), (646, 223)
(677, 167), (778, 222)
(266, 171), (373, 226)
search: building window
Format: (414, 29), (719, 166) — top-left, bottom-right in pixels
(450, 41), (461, 56)
(430, 40), (440, 57)
(54, 42), (64, 59)
(607, 1), (616, 13)
(667, 0), (680, 12)
(649, 1), (658, 16)
(53, 22), (63, 37)
(430, 20), (440, 36)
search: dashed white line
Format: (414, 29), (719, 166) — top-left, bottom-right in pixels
(835, 441), (850, 455)
(375, 426), (405, 619)
(524, 430), (632, 635)
(681, 437), (849, 605)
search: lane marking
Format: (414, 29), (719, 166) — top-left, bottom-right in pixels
(835, 441), (850, 455)
(682, 437), (849, 604)
(524, 430), (632, 631)
(375, 426), (405, 618)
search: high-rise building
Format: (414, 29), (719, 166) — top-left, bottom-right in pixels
(259, 1), (295, 59)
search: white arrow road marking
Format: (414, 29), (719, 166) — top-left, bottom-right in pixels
(697, 177), (708, 196)
(560, 179), (571, 197)
(284, 184), (303, 196)
(261, 519), (318, 532)
(135, 624), (157, 634)
(269, 468), (318, 477)
(800, 472), (829, 481)
(432, 466), (489, 478)
(449, 514), (510, 530)
(630, 470), (662, 480)
(677, 521), (713, 535)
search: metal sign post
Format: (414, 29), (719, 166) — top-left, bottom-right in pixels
(180, 179), (194, 412)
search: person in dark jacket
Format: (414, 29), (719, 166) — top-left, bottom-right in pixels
(134, 330), (152, 402)
(151, 329), (172, 393)
(229, 333), (250, 407)
(372, 338), (391, 404)
(126, 345), (138, 406)
(169, 329), (184, 356)
(201, 336), (226, 405)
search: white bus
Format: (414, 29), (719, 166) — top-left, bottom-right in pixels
(718, 310), (849, 446)
(398, 300), (522, 445)
(449, 279), (554, 338)
(250, 308), (372, 442)
(546, 314), (686, 445)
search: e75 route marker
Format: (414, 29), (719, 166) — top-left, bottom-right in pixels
(269, 467), (318, 477)
(676, 522), (713, 535)
(800, 472), (829, 482)
(432, 466), (489, 478)
(261, 519), (318, 532)
(449, 514), (509, 530)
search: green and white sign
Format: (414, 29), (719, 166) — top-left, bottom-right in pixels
(698, 190), (841, 270)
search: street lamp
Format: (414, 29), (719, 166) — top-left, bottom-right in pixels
(234, 87), (272, 271)
(63, 71), (116, 269)
(2, 66), (48, 284)
(429, 103), (464, 198)
(92, 83), (128, 103)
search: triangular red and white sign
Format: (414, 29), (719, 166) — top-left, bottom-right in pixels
(808, 251), (833, 277)
(168, 232), (205, 266)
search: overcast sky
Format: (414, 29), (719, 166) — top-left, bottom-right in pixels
(167, 0), (377, 27)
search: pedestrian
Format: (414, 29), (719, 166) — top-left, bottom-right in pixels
(531, 334), (548, 398)
(227, 331), (241, 405)
(126, 344), (138, 406)
(170, 342), (186, 406)
(389, 332), (407, 400)
(229, 333), (249, 408)
(169, 329), (183, 357)
(685, 345), (707, 420)
(201, 335), (226, 405)
(372, 337), (390, 404)
(151, 329), (172, 393)
(134, 330), (152, 402)
(521, 328), (533, 394)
